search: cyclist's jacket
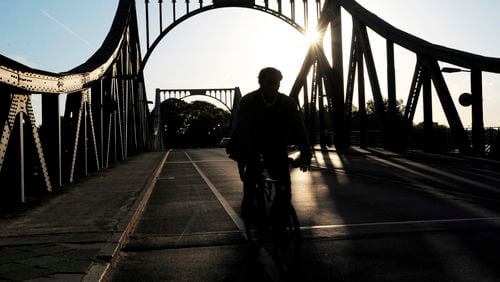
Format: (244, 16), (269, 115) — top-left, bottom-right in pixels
(228, 89), (310, 163)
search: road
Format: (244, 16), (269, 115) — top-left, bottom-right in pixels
(109, 148), (500, 281)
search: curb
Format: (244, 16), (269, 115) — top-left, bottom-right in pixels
(82, 150), (170, 282)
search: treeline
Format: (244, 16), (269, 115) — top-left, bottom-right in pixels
(156, 98), (231, 148)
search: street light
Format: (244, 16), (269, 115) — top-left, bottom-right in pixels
(441, 67), (472, 106)
(441, 67), (471, 73)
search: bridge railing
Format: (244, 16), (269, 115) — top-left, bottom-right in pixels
(345, 127), (500, 159)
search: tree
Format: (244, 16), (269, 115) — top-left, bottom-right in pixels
(160, 99), (231, 148)
(160, 98), (189, 148)
(350, 98), (405, 131)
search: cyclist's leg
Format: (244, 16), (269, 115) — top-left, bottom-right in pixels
(242, 160), (268, 246)
(241, 159), (261, 221)
(266, 157), (302, 271)
(265, 156), (292, 231)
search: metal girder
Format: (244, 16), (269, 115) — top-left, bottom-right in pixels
(340, 0), (500, 73)
(471, 70), (485, 154)
(422, 67), (433, 152)
(0, 94), (52, 201)
(356, 40), (367, 149)
(403, 61), (424, 125)
(0, 0), (133, 94)
(356, 23), (386, 126)
(422, 57), (471, 154)
(344, 30), (358, 133)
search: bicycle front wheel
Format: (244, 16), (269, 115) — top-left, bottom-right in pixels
(272, 203), (301, 273)
(244, 193), (268, 249)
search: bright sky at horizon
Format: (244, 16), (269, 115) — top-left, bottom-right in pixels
(1, 0), (499, 127)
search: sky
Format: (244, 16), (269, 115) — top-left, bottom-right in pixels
(1, 0), (499, 127)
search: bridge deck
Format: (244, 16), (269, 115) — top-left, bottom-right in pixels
(1, 148), (500, 281)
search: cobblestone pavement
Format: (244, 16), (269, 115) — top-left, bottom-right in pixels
(0, 151), (168, 281)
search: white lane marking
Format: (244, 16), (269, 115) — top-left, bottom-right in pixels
(301, 216), (500, 230)
(183, 151), (282, 282)
(183, 151), (246, 231)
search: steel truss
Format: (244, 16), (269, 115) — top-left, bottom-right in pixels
(289, 0), (500, 153)
(0, 0), (150, 202)
(140, 0), (500, 152)
(2, 0), (500, 203)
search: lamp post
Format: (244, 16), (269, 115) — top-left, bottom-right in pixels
(441, 67), (484, 155)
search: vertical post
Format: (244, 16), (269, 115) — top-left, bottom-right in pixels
(303, 0), (308, 30)
(386, 40), (397, 149)
(19, 113), (25, 203)
(145, 0), (150, 49)
(330, 0), (345, 147)
(303, 77), (310, 141)
(471, 69), (484, 155)
(310, 63), (318, 146)
(100, 80), (105, 169)
(318, 77), (326, 147)
(422, 70), (433, 152)
(159, 0), (163, 32)
(172, 0), (177, 21)
(357, 42), (367, 149)
(83, 93), (88, 177)
(315, 0), (321, 19)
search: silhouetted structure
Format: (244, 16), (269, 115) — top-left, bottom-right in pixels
(1, 0), (500, 203)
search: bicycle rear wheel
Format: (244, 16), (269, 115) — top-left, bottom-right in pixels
(272, 203), (301, 273)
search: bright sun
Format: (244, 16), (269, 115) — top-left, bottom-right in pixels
(305, 29), (321, 45)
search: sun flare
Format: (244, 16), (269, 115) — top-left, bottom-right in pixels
(305, 29), (321, 45)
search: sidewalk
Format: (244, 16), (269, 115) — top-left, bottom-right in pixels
(0, 151), (168, 281)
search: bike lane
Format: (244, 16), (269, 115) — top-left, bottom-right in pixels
(111, 150), (272, 281)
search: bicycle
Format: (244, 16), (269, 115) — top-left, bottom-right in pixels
(243, 171), (301, 273)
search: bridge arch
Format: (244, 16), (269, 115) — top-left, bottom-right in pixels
(156, 87), (242, 113)
(141, 3), (306, 71)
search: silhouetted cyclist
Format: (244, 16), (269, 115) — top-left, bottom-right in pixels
(227, 67), (311, 222)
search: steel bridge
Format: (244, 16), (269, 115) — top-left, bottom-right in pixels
(1, 0), (500, 202)
(155, 87), (242, 113)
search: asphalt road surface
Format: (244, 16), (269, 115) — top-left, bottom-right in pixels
(109, 148), (500, 281)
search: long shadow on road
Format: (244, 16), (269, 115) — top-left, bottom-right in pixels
(291, 148), (500, 281)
